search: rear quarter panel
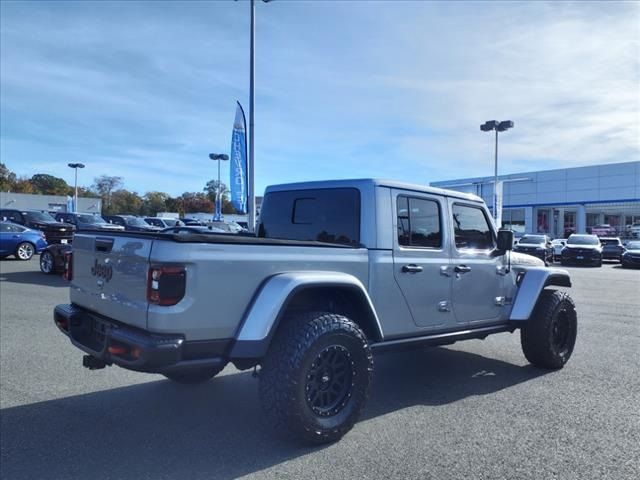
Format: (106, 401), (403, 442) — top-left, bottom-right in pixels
(148, 241), (370, 340)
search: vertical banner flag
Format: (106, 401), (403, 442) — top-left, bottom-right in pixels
(230, 101), (248, 214)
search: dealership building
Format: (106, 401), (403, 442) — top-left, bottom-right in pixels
(431, 161), (640, 238)
(0, 192), (102, 214)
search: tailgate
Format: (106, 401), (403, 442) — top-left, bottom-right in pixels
(69, 233), (152, 329)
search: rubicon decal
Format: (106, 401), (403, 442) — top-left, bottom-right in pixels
(91, 259), (113, 282)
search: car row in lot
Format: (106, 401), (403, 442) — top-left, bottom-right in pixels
(513, 233), (638, 268)
(0, 211), (248, 273)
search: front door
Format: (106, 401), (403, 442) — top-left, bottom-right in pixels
(392, 191), (455, 330)
(448, 200), (506, 325)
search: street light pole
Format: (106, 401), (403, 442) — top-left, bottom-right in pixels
(248, 0), (256, 232)
(209, 153), (229, 221)
(67, 163), (85, 212)
(480, 120), (514, 227)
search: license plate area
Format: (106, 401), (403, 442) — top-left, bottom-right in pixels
(577, 255), (584, 259)
(69, 314), (110, 353)
(91, 317), (110, 346)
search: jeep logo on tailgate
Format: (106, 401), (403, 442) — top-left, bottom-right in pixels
(91, 259), (113, 282)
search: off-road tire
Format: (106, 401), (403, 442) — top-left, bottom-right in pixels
(259, 311), (373, 444)
(40, 251), (55, 274)
(521, 290), (577, 369)
(163, 365), (224, 384)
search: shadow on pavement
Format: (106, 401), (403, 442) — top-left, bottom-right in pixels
(0, 347), (548, 480)
(0, 265), (67, 287)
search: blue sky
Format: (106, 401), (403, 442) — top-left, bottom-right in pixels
(1, 0), (638, 197)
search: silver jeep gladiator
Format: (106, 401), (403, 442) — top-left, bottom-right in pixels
(54, 179), (577, 444)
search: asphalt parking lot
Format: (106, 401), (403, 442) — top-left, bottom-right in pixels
(1, 258), (638, 480)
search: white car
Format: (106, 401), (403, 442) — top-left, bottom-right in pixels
(551, 239), (567, 261)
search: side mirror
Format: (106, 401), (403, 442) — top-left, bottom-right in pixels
(497, 229), (514, 251)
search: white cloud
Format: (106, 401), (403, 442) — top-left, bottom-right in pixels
(1, 1), (638, 195)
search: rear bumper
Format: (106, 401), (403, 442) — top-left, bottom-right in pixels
(54, 303), (230, 374)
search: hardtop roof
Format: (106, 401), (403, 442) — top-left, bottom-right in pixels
(265, 178), (483, 203)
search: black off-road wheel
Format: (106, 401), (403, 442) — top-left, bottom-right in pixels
(259, 311), (373, 444)
(163, 366), (224, 384)
(521, 290), (577, 369)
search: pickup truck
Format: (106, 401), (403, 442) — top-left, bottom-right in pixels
(54, 179), (577, 444)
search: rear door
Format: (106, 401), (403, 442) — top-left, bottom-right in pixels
(392, 191), (455, 330)
(70, 233), (153, 329)
(448, 200), (506, 325)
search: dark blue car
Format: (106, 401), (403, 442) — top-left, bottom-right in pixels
(0, 221), (48, 261)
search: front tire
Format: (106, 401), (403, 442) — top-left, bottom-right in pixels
(163, 365), (224, 384)
(521, 290), (577, 369)
(15, 242), (35, 261)
(40, 251), (55, 274)
(259, 312), (373, 444)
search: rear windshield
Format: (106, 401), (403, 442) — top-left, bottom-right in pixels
(258, 188), (360, 245)
(520, 235), (546, 244)
(567, 235), (600, 245)
(125, 217), (149, 227)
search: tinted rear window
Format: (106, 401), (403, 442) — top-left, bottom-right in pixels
(258, 188), (360, 245)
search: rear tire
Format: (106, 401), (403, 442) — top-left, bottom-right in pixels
(40, 251), (55, 274)
(259, 311), (373, 444)
(15, 242), (35, 261)
(521, 290), (577, 369)
(163, 366), (224, 384)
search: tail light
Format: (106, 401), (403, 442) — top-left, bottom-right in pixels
(147, 265), (186, 306)
(63, 251), (73, 281)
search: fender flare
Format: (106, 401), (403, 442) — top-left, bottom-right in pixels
(509, 267), (572, 321)
(230, 271), (383, 359)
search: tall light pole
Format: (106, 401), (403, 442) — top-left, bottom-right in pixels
(247, 0), (270, 232)
(480, 120), (513, 227)
(67, 162), (85, 212)
(209, 153), (229, 221)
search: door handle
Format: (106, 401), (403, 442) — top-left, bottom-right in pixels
(454, 265), (471, 274)
(402, 264), (423, 273)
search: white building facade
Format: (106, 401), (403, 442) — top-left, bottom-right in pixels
(431, 161), (640, 238)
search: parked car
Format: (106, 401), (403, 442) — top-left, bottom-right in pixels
(182, 218), (206, 226)
(55, 212), (125, 232)
(55, 178), (577, 444)
(561, 234), (603, 266)
(0, 209), (75, 244)
(600, 237), (625, 262)
(103, 215), (162, 232)
(628, 223), (640, 239)
(551, 239), (567, 262)
(206, 221), (243, 233)
(589, 224), (617, 237)
(621, 241), (640, 268)
(0, 221), (47, 260)
(144, 217), (184, 228)
(513, 234), (553, 263)
(40, 243), (72, 274)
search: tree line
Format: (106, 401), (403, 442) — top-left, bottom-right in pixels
(0, 163), (237, 216)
